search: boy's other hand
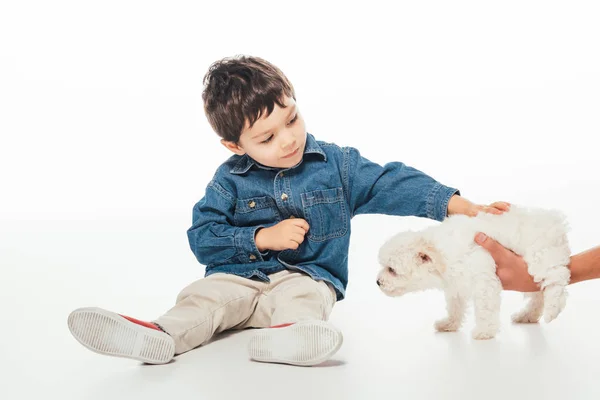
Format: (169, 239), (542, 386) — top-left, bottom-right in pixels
(255, 218), (310, 252)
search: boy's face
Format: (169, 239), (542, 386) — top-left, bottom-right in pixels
(221, 97), (307, 169)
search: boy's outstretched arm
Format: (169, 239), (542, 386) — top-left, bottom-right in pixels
(474, 233), (600, 291)
(345, 147), (508, 220)
(345, 147), (458, 221)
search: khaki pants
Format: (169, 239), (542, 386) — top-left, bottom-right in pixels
(154, 270), (337, 354)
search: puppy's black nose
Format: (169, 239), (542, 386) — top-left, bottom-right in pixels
(376, 279), (382, 286)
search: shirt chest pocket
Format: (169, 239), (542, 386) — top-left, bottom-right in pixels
(234, 196), (281, 227)
(301, 187), (348, 242)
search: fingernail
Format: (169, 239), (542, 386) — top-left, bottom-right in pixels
(475, 233), (487, 244)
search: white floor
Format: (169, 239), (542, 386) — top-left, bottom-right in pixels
(3, 215), (600, 400)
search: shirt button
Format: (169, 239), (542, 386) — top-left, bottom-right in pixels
(289, 215), (296, 219)
(279, 172), (285, 177)
(248, 201), (256, 208)
(249, 254), (257, 260)
(281, 193), (288, 201)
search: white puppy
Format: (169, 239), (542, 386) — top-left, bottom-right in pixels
(376, 205), (571, 340)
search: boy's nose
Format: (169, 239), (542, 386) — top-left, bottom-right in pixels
(281, 140), (296, 151)
(280, 130), (296, 149)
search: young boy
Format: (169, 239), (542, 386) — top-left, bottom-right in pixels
(67, 55), (509, 366)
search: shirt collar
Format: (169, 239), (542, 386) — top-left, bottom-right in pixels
(229, 133), (327, 175)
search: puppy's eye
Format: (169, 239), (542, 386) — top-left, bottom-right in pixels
(387, 267), (397, 276)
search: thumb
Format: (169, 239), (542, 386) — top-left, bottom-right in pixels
(474, 232), (501, 255)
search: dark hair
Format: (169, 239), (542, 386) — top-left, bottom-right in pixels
(202, 55), (296, 143)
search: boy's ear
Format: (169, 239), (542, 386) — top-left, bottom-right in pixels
(221, 139), (246, 156)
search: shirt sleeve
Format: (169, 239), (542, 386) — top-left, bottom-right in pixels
(345, 147), (460, 221)
(186, 179), (266, 267)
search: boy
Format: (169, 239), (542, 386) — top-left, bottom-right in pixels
(67, 55), (509, 366)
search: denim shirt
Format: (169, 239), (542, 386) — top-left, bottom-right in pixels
(187, 133), (459, 301)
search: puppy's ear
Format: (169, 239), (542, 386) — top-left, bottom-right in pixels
(416, 238), (446, 274)
(416, 238), (435, 264)
(418, 252), (432, 264)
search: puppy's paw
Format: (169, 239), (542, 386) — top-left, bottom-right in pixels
(511, 311), (541, 324)
(471, 327), (497, 340)
(434, 318), (460, 332)
(542, 284), (567, 323)
(543, 306), (561, 323)
(543, 294), (566, 323)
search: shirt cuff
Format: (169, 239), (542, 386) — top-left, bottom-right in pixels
(426, 183), (460, 222)
(234, 225), (266, 263)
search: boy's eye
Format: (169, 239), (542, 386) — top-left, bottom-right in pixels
(287, 114), (298, 126)
(261, 135), (274, 144)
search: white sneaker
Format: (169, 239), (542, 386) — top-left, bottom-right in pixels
(247, 320), (343, 366)
(67, 307), (175, 364)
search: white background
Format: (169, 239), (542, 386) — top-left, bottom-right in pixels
(1, 1), (599, 399)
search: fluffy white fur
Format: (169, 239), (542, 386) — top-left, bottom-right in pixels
(376, 205), (571, 340)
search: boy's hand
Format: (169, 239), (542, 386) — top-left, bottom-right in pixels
(255, 218), (310, 252)
(469, 201), (511, 216)
(448, 195), (511, 217)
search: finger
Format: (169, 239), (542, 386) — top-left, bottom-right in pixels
(490, 201), (511, 211)
(291, 232), (305, 244)
(287, 240), (299, 250)
(293, 226), (308, 236)
(483, 206), (503, 215)
(474, 232), (506, 261)
(291, 218), (310, 232)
